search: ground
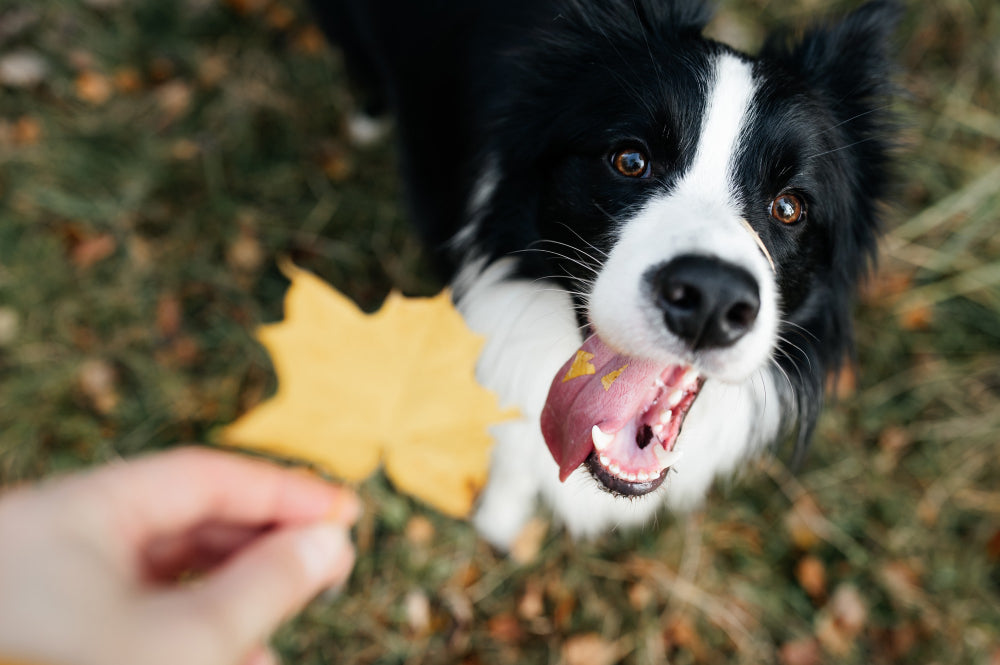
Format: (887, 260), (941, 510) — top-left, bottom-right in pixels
(0, 0), (998, 663)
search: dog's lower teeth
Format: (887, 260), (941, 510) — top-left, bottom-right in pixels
(591, 424), (614, 452)
(653, 447), (683, 469)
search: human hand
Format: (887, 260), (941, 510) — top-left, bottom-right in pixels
(0, 447), (360, 665)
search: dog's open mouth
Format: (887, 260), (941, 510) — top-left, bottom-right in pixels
(540, 334), (704, 496)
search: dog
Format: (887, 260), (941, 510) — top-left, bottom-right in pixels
(309, 0), (898, 549)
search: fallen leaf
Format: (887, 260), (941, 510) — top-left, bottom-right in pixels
(71, 233), (117, 269)
(795, 555), (827, 601)
(815, 584), (867, 656)
(293, 25), (327, 55)
(778, 637), (821, 665)
(78, 358), (119, 414)
(404, 515), (435, 547)
(223, 262), (515, 517)
(784, 496), (824, 551)
(663, 613), (706, 661)
(487, 613), (522, 644)
(404, 589), (432, 635)
(517, 581), (545, 620)
(75, 70), (113, 105)
(12, 116), (42, 145)
(509, 517), (548, 565)
(562, 633), (619, 665)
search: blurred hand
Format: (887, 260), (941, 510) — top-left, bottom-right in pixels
(0, 447), (360, 665)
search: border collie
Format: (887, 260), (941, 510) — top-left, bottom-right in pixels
(310, 0), (898, 548)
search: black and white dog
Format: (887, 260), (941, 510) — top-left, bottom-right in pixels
(310, 0), (898, 548)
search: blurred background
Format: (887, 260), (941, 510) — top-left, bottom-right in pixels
(0, 0), (997, 663)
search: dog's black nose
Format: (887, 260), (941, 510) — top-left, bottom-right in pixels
(649, 256), (760, 350)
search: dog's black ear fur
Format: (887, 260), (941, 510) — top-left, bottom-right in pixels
(761, 1), (902, 114)
(561, 0), (713, 40)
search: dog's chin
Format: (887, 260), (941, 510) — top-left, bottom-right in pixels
(583, 450), (669, 496)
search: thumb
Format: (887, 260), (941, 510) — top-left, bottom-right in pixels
(180, 522), (355, 660)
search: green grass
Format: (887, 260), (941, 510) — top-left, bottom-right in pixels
(1, 0), (998, 663)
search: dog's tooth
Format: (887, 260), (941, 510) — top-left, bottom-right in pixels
(599, 454), (610, 467)
(627, 472), (637, 482)
(681, 368), (700, 390)
(666, 390), (683, 408)
(637, 470), (649, 482)
(610, 463), (621, 476)
(652, 423), (664, 436)
(591, 424), (614, 452)
(653, 447), (684, 469)
(659, 409), (673, 424)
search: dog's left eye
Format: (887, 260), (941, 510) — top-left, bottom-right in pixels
(611, 148), (650, 178)
(770, 193), (805, 225)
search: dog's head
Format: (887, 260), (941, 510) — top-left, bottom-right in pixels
(461, 0), (898, 498)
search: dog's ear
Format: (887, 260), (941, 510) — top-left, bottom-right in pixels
(561, 0), (713, 39)
(632, 0), (714, 36)
(761, 1), (902, 106)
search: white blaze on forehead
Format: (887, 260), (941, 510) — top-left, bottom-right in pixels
(681, 53), (757, 206)
(587, 51), (775, 382)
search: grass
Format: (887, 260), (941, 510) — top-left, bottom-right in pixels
(1, 0), (998, 663)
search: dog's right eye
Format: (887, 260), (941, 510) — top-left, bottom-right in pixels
(611, 148), (650, 178)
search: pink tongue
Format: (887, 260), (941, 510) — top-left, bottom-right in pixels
(540, 335), (664, 481)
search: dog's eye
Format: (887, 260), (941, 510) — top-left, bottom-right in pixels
(770, 193), (805, 225)
(611, 149), (650, 178)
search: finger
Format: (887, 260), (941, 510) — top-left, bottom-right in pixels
(74, 447), (360, 548)
(177, 522), (355, 658)
(143, 523), (268, 582)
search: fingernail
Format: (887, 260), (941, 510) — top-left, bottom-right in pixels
(325, 491), (363, 525)
(296, 523), (352, 584)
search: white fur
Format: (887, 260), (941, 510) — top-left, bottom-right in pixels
(456, 53), (788, 549)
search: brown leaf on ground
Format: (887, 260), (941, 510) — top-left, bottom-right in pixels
(664, 613), (706, 662)
(815, 584), (867, 656)
(404, 589), (432, 636)
(78, 358), (119, 415)
(561, 633), (619, 665)
(825, 363), (856, 399)
(12, 116), (42, 145)
(75, 70), (113, 105)
(156, 80), (192, 122)
(113, 66), (143, 93)
(227, 226), (265, 274)
(784, 496), (824, 551)
(795, 555), (827, 601)
(71, 233), (117, 269)
(878, 560), (925, 609)
(404, 515), (435, 547)
(155, 292), (182, 338)
(509, 517), (548, 565)
(778, 637), (821, 665)
(487, 613), (523, 644)
(293, 25), (327, 55)
(898, 300), (934, 331)
(517, 580), (545, 620)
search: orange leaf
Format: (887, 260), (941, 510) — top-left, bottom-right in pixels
(222, 263), (516, 517)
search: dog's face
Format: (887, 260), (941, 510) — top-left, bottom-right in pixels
(464, 1), (896, 500)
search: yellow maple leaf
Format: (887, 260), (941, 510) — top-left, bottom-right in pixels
(222, 263), (515, 517)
